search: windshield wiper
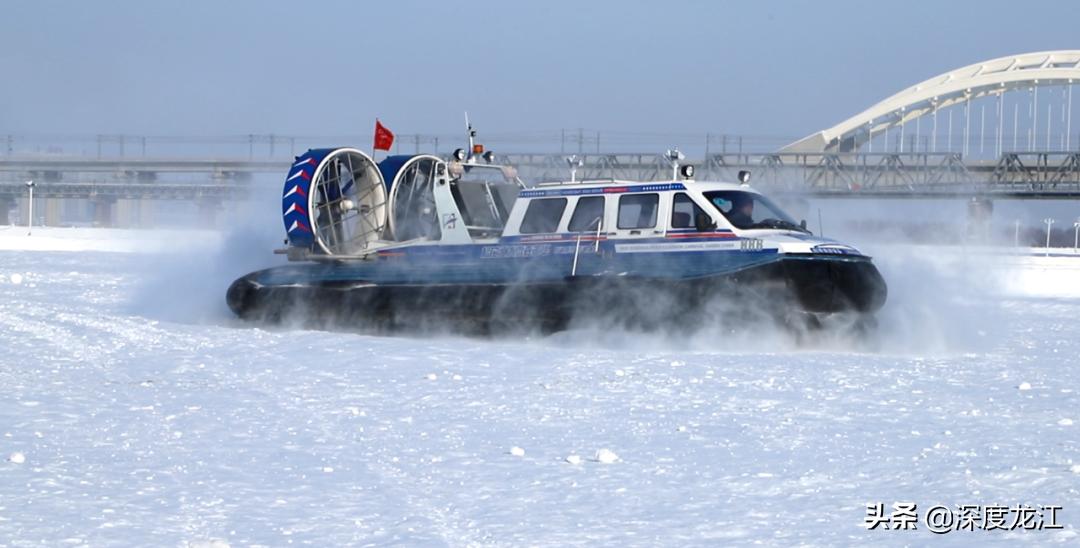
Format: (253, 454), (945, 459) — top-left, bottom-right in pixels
(750, 218), (811, 233)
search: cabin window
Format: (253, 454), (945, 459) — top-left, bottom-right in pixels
(617, 193), (658, 229)
(670, 193), (708, 229)
(449, 165), (520, 237)
(567, 196), (605, 232)
(519, 198), (567, 234)
(704, 190), (800, 230)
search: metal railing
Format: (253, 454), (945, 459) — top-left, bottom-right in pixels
(5, 138), (1080, 198)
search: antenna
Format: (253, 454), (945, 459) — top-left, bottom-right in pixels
(465, 112), (476, 158)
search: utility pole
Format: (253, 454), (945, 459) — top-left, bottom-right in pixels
(1044, 218), (1055, 255)
(1073, 219), (1080, 252)
(25, 180), (35, 236)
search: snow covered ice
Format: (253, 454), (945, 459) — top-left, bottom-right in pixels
(1, 227), (1079, 545)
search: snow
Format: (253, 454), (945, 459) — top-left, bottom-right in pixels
(1, 227), (1079, 545)
(0, 226), (223, 254)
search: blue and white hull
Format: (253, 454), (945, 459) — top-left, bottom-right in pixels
(226, 233), (886, 332)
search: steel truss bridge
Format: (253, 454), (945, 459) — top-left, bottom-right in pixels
(503, 150), (1080, 198)
(4, 150), (1080, 204)
(0, 157), (278, 201)
(4, 49), (1080, 222)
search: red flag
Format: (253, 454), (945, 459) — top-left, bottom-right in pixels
(373, 119), (394, 151)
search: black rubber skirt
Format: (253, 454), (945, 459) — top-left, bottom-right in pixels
(226, 255), (887, 333)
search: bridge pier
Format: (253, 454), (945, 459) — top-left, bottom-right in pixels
(198, 199), (222, 228)
(11, 197), (72, 227)
(43, 198), (63, 227)
(115, 199), (137, 228)
(92, 198), (115, 227)
(68, 199), (94, 225)
(112, 198), (157, 228)
(138, 199), (155, 228)
(16, 197), (35, 226)
(0, 197), (12, 225)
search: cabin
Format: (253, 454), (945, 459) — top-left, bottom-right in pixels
(381, 157), (783, 244)
(285, 147), (803, 260)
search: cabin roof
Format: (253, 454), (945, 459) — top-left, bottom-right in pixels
(521, 179), (756, 198)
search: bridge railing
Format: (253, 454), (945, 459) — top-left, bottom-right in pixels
(0, 132), (794, 160)
(4, 146), (1080, 198)
(505, 151), (1080, 194)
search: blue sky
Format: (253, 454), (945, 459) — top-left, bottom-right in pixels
(2, 0), (1078, 142)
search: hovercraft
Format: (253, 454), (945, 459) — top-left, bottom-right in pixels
(227, 139), (886, 334)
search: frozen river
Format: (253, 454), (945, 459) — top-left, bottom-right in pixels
(1, 228), (1078, 546)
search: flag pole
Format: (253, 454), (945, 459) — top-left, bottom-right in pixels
(372, 118), (377, 158)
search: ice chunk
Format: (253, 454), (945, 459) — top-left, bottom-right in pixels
(594, 449), (619, 464)
(565, 455), (582, 465)
(510, 446), (525, 457)
(8, 452), (25, 464)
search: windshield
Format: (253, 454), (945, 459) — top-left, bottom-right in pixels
(449, 165), (520, 235)
(704, 190), (803, 231)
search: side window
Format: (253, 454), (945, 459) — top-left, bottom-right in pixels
(671, 193), (708, 229)
(617, 193), (659, 229)
(567, 196), (605, 232)
(519, 198), (567, 234)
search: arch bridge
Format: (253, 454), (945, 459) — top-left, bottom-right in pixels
(781, 50), (1080, 157)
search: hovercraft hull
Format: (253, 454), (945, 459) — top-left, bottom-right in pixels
(226, 254), (886, 334)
